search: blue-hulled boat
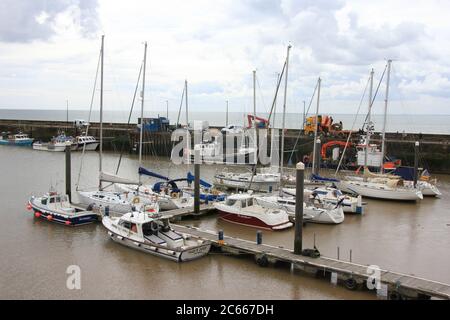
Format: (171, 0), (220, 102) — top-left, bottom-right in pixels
(28, 191), (98, 226)
(0, 132), (34, 146)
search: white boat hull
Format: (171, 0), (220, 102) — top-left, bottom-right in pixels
(337, 180), (423, 201)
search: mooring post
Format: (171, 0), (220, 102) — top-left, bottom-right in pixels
(337, 246), (340, 260)
(350, 249), (352, 263)
(294, 162), (305, 255)
(218, 230), (224, 245)
(414, 141), (419, 187)
(65, 145), (71, 202)
(314, 233), (316, 248)
(194, 147), (200, 214)
(314, 138), (321, 175)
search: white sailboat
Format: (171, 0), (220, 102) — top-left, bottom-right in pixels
(77, 38), (159, 215)
(335, 62), (423, 201)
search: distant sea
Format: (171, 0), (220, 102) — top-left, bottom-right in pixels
(0, 108), (448, 134)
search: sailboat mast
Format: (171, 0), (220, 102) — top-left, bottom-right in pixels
(311, 77), (321, 175)
(99, 35), (104, 190)
(253, 70), (256, 128)
(139, 42), (147, 166)
(185, 80), (189, 126)
(280, 44), (291, 184)
(166, 100), (169, 119)
(226, 100), (229, 126)
(365, 68), (374, 171)
(380, 60), (392, 174)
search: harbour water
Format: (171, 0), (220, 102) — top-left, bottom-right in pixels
(1, 108), (449, 134)
(1, 146), (450, 299)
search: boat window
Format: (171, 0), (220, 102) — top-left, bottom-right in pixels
(55, 196), (61, 203)
(41, 198), (47, 205)
(247, 198), (253, 206)
(49, 197), (55, 204)
(226, 199), (237, 206)
(119, 220), (132, 229)
(241, 200), (247, 208)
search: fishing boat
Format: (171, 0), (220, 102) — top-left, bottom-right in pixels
(214, 193), (293, 230)
(282, 186), (363, 214)
(27, 190), (98, 226)
(102, 211), (211, 262)
(0, 132), (34, 146)
(73, 135), (99, 151)
(32, 134), (74, 152)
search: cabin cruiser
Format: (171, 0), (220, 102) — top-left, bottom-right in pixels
(73, 135), (99, 151)
(255, 193), (345, 224)
(213, 193), (293, 230)
(282, 186), (363, 214)
(33, 134), (74, 152)
(0, 132), (34, 146)
(28, 191), (98, 226)
(102, 211), (211, 262)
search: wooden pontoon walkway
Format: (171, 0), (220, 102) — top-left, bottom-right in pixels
(172, 224), (450, 300)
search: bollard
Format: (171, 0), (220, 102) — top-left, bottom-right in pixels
(65, 145), (72, 202)
(356, 195), (363, 214)
(218, 230), (224, 245)
(294, 162), (305, 254)
(256, 230), (262, 245)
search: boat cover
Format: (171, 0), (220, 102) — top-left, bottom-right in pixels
(138, 167), (170, 181)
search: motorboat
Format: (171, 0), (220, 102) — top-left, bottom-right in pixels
(102, 211), (211, 262)
(282, 186), (364, 214)
(0, 132), (34, 146)
(27, 190), (98, 226)
(73, 135), (99, 151)
(255, 194), (345, 224)
(213, 193), (293, 230)
(33, 134), (74, 152)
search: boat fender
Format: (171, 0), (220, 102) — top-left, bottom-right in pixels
(255, 254), (269, 267)
(47, 215), (53, 221)
(26, 203), (32, 211)
(65, 220), (71, 226)
(34, 211), (41, 218)
(344, 278), (358, 291)
(150, 222), (159, 234)
(132, 197), (140, 204)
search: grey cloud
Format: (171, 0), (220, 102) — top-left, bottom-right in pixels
(0, 0), (99, 43)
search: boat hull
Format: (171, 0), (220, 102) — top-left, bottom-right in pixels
(28, 200), (98, 226)
(217, 210), (292, 230)
(337, 180), (423, 201)
(0, 139), (34, 146)
(74, 142), (99, 151)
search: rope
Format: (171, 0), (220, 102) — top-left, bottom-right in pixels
(76, 47), (102, 191)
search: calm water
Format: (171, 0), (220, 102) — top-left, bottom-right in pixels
(1, 108), (449, 134)
(1, 146), (450, 299)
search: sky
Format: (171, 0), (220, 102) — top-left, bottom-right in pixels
(1, 0), (450, 117)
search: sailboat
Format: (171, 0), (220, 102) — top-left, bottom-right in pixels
(76, 38), (159, 215)
(334, 62), (423, 201)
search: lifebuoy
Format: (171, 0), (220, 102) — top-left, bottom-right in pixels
(132, 197), (140, 204)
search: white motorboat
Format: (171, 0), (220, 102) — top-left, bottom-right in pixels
(102, 211), (211, 262)
(213, 193), (293, 230)
(73, 135), (99, 151)
(282, 186), (363, 214)
(33, 134), (74, 152)
(28, 190), (98, 226)
(255, 194), (345, 224)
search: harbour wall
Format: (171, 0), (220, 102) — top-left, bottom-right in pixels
(1, 119), (449, 173)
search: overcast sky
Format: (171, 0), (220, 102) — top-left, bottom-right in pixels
(1, 0), (449, 116)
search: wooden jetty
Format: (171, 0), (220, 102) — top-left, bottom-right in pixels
(172, 224), (450, 300)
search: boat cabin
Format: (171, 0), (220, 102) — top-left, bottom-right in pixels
(225, 194), (255, 208)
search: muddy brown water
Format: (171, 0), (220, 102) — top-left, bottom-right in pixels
(1, 147), (449, 299)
